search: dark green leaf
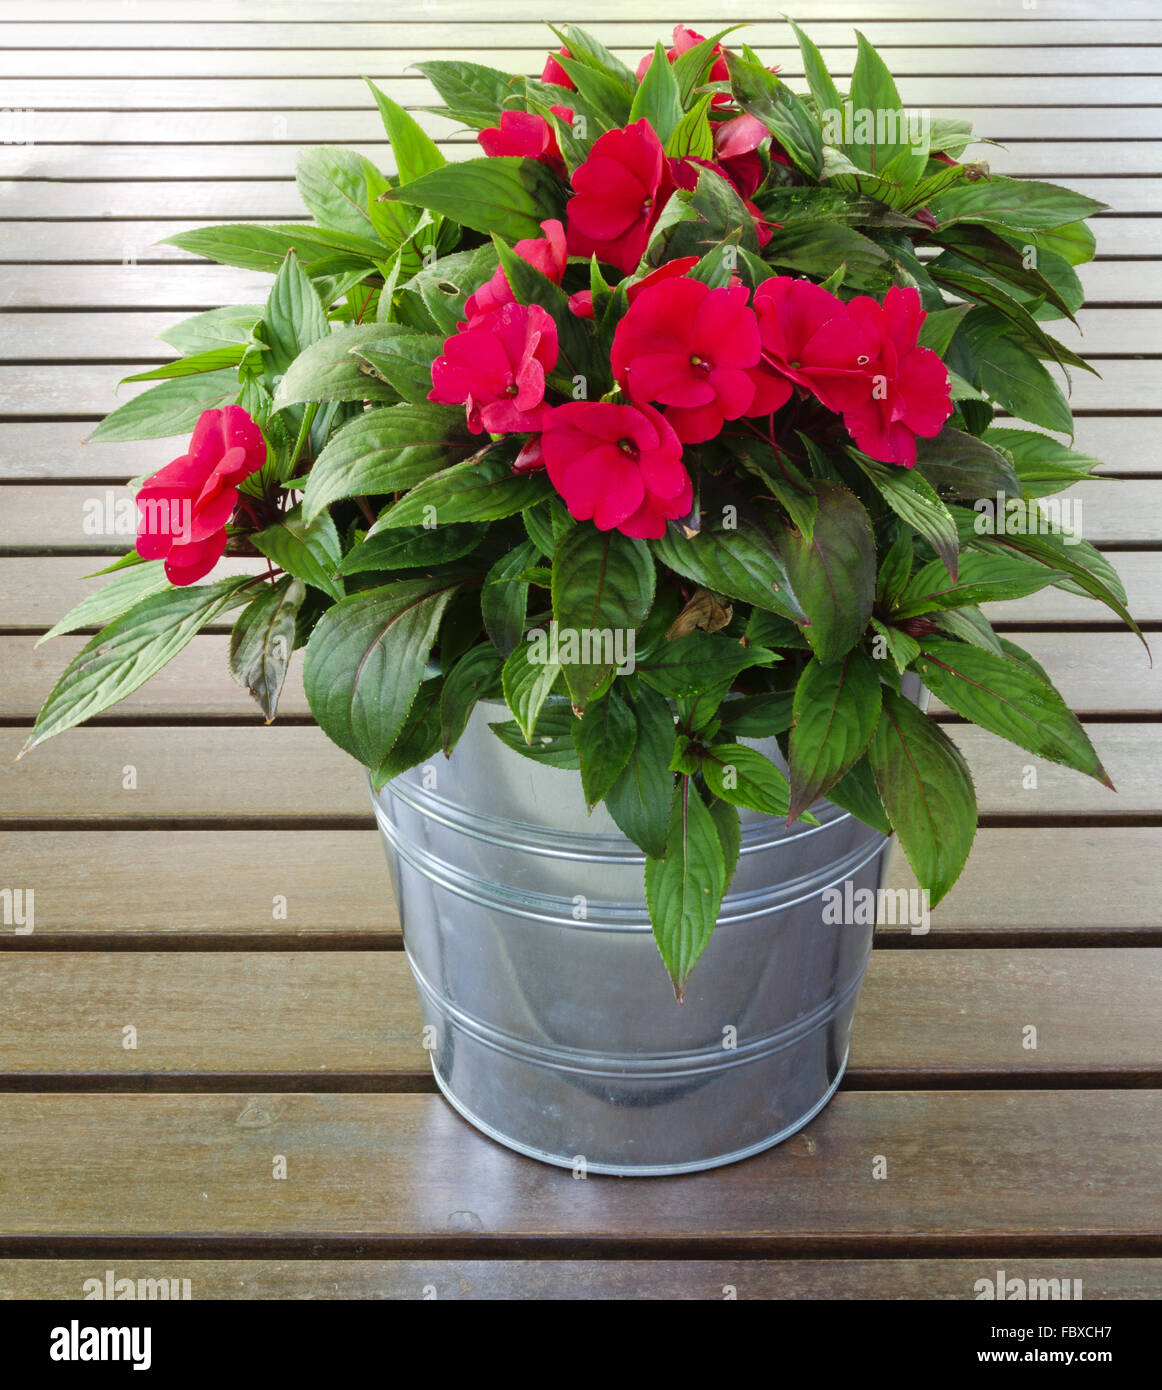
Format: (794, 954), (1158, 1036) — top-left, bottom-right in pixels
(381, 451), (549, 528)
(482, 539), (538, 656)
(868, 688), (977, 905)
(252, 506), (345, 602)
(228, 576), (305, 721)
(572, 687), (637, 810)
(701, 742), (792, 818)
(605, 684), (677, 858)
(386, 157), (566, 243)
(788, 650), (883, 819)
(441, 643), (503, 754)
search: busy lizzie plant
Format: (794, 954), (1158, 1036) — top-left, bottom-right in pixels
(27, 22), (1139, 996)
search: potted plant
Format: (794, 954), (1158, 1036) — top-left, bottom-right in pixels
(26, 21), (1138, 1174)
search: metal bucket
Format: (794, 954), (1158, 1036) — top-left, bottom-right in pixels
(372, 689), (916, 1176)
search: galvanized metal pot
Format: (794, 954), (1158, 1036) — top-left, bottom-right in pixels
(372, 692), (914, 1176)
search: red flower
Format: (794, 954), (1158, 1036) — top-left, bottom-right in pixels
(478, 108), (572, 177)
(751, 276), (877, 415)
(610, 277), (774, 443)
(567, 254), (700, 320)
(839, 286), (953, 468)
(637, 26), (731, 107)
(542, 400), (692, 539)
(542, 46), (573, 89)
(464, 218), (567, 319)
(134, 405), (266, 585)
(712, 113), (769, 199)
(428, 301), (559, 435)
(566, 119), (672, 276)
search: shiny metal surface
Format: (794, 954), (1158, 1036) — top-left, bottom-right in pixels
(372, 691), (916, 1175)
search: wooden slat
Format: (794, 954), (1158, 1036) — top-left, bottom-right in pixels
(0, 723), (1157, 823)
(7, 551), (1158, 632)
(1, 359), (1155, 419)
(0, 830), (397, 940)
(2, 305), (1157, 361)
(5, 47), (1162, 78)
(3, 631), (1155, 720)
(6, 481), (1158, 551)
(1, 1089), (1158, 1247)
(0, 260), (1151, 312)
(11, 108), (1162, 145)
(8, 140), (1161, 181)
(0, 827), (1156, 943)
(3, 74), (1159, 111)
(2, 949), (1158, 1082)
(4, 18), (1162, 49)
(3, 416), (1155, 487)
(3, 1), (1153, 20)
(1, 1256), (1158, 1300)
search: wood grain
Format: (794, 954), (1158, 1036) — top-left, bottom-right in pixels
(2, 723), (1156, 823)
(0, 1089), (1158, 1249)
(2, 1256), (1157, 1300)
(1, 949), (1158, 1083)
(4, 630), (1156, 720)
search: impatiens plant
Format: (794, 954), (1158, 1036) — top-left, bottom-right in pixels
(27, 21), (1139, 998)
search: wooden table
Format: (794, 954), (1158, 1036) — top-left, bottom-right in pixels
(0, 0), (1159, 1301)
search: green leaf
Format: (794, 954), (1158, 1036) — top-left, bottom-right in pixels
(523, 494), (576, 558)
(551, 527), (655, 710)
(664, 93), (714, 160)
(490, 704), (580, 769)
(929, 222), (1079, 321)
(645, 780), (727, 1000)
(870, 617), (922, 673)
(302, 403), (472, 521)
(37, 561), (169, 645)
(572, 687), (637, 811)
(252, 506), (344, 602)
(852, 454), (961, 581)
(262, 250), (330, 400)
(552, 22), (636, 87)
(876, 527), (914, 608)
(501, 638), (561, 742)
(777, 480), (876, 663)
(372, 675), (445, 788)
(914, 425), (1022, 503)
(846, 31), (913, 174)
(302, 578), (456, 769)
(788, 651), (883, 820)
(983, 427), (1101, 499)
(91, 370), (239, 443)
(273, 323), (400, 408)
(717, 691), (794, 740)
(763, 220), (893, 291)
(790, 18), (843, 120)
(121, 344), (248, 384)
(636, 633), (775, 700)
(228, 576), (305, 721)
(296, 146), (385, 239)
(868, 688), (977, 905)
(961, 311), (1073, 433)
(386, 157), (566, 244)
(553, 54), (633, 129)
(897, 549), (1058, 616)
(440, 643), (503, 755)
(629, 42), (683, 144)
(827, 754), (891, 835)
(915, 636), (1111, 785)
(160, 305), (264, 355)
(725, 51), (822, 177)
(917, 305), (970, 358)
(482, 539), (538, 656)
(365, 77), (445, 184)
(414, 59), (516, 130)
(162, 223), (383, 275)
(701, 742), (792, 819)
(604, 684), (676, 858)
(652, 516), (803, 622)
(928, 177), (1107, 233)
(22, 577), (254, 753)
(339, 522), (484, 576)
(934, 604), (1006, 656)
(381, 451), (548, 529)
(706, 793), (742, 883)
(355, 330), (445, 404)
